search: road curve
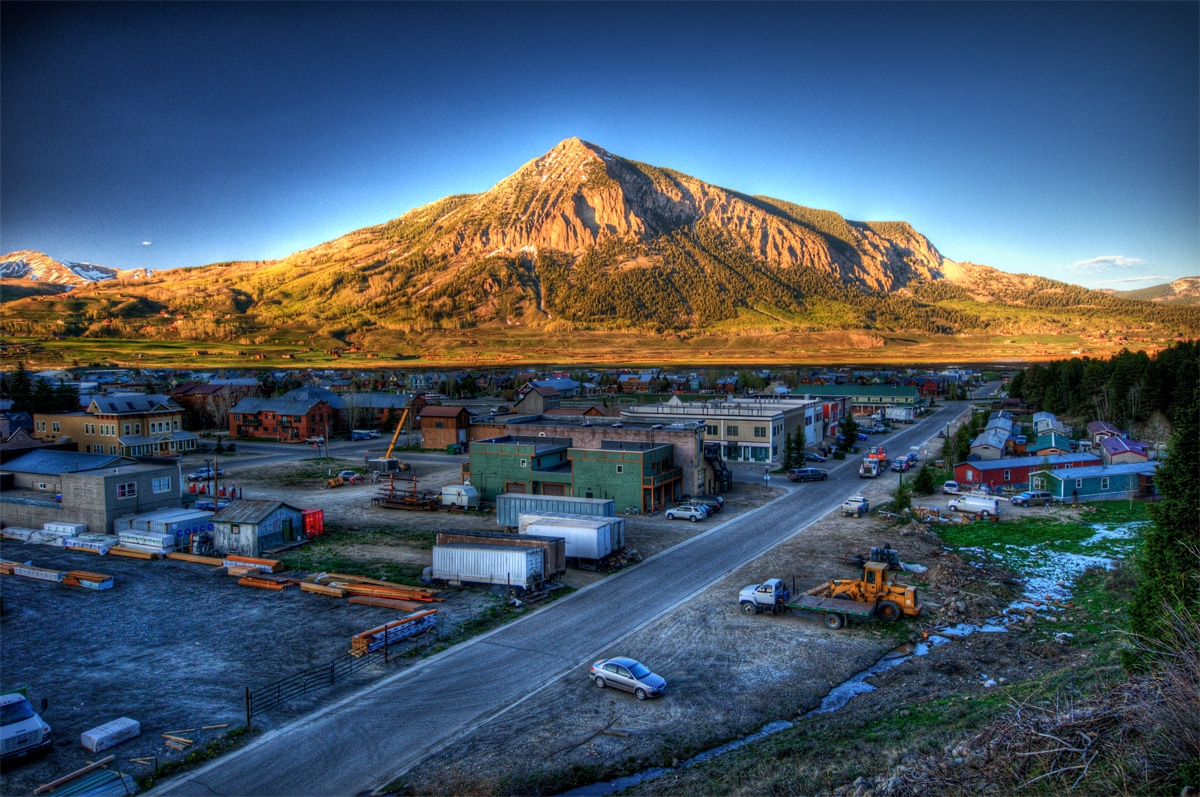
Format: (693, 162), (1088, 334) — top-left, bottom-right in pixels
(155, 405), (963, 797)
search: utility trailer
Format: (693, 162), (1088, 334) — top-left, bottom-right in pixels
(739, 561), (921, 630)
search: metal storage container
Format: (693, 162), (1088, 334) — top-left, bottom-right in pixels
(436, 530), (566, 578)
(148, 509), (214, 538)
(495, 494), (614, 528)
(431, 544), (543, 591)
(518, 513), (625, 560)
(117, 531), (176, 550)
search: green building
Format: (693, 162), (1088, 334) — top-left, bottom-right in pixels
(466, 435), (682, 513)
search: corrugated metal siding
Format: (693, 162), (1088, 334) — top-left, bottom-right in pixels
(496, 494), (614, 527)
(518, 514), (624, 560)
(431, 544), (542, 588)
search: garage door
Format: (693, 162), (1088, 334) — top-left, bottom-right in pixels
(541, 484), (566, 496)
(505, 482), (526, 494)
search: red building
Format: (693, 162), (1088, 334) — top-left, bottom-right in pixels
(953, 453), (1101, 489)
(227, 396), (335, 442)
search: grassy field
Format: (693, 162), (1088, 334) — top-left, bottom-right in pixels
(3, 328), (1170, 370)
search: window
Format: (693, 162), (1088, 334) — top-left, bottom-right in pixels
(152, 477), (171, 494)
(705, 425), (718, 436)
(754, 426), (766, 438)
(135, 423), (141, 434)
(230, 524), (240, 535)
(727, 425), (739, 436)
(109, 445), (117, 454)
(1003, 469), (1011, 482)
(1100, 477), (1109, 490)
(124, 424), (131, 435)
(1076, 479), (1083, 489)
(117, 482), (137, 498)
(36, 421), (45, 432)
(52, 422), (61, 433)
(615, 464), (624, 474)
(519, 458), (528, 467)
(37, 482), (48, 490)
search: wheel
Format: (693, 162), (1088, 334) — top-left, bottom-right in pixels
(594, 676), (606, 688)
(666, 513), (675, 520)
(635, 688), (647, 701)
(877, 600), (902, 622)
(823, 613), (845, 630)
(741, 601), (758, 616)
(689, 516), (697, 522)
(981, 510), (991, 518)
(949, 505), (958, 512)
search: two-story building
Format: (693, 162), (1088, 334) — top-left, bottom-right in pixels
(227, 396), (336, 442)
(33, 394), (199, 457)
(790, 384), (920, 419)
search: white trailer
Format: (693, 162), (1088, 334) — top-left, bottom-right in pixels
(885, 406), (917, 423)
(430, 544), (544, 593)
(518, 513), (625, 560)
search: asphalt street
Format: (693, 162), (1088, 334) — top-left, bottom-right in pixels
(155, 404), (965, 797)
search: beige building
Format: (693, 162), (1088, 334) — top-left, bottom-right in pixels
(34, 394), (198, 457)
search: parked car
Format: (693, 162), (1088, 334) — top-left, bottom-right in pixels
(337, 470), (364, 484)
(348, 431), (371, 441)
(665, 504), (708, 522)
(689, 494), (724, 512)
(891, 457), (910, 472)
(786, 467), (829, 482)
(942, 480), (965, 495)
(949, 495), (1000, 517)
(304, 435), (325, 445)
(1011, 490), (1053, 507)
(803, 452), (827, 462)
(857, 432), (869, 441)
(589, 657), (666, 700)
(187, 467), (224, 481)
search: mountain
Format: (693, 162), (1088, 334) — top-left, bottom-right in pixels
(1114, 277), (1200, 306)
(0, 249), (149, 285)
(1, 138), (1197, 362)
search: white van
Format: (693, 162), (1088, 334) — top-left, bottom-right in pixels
(1, 692), (52, 764)
(948, 495), (1000, 518)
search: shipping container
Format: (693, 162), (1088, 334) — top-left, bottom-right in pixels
(43, 521), (88, 536)
(518, 513), (625, 561)
(117, 531), (176, 550)
(430, 544), (543, 592)
(495, 494), (614, 528)
(301, 508), (325, 536)
(436, 530), (566, 578)
(118, 508), (214, 538)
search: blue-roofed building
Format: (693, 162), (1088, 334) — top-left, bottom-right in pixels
(1034, 462), (1159, 503)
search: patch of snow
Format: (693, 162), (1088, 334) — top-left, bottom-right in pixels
(901, 562), (927, 573)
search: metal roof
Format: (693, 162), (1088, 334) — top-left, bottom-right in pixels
(958, 453), (1100, 472)
(212, 499), (301, 524)
(1042, 462), (1158, 481)
(230, 397), (327, 415)
(1, 450), (127, 475)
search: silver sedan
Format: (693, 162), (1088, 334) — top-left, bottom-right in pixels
(589, 657), (666, 700)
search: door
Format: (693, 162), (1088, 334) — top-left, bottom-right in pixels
(505, 482), (527, 494)
(541, 484), (566, 496)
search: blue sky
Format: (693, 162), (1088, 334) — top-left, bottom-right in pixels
(2, 2), (1196, 288)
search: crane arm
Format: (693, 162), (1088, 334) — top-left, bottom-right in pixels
(384, 408), (410, 460)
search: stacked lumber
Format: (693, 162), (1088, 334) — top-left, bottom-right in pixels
(108, 545), (162, 560)
(0, 559), (30, 575)
(223, 555), (285, 573)
(336, 583), (441, 602)
(63, 571), (114, 590)
(237, 576), (298, 591)
(347, 596), (424, 612)
(165, 552), (224, 566)
(300, 582), (346, 598)
(349, 610), (437, 657)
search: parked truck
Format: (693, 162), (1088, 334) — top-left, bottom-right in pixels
(0, 690), (52, 765)
(858, 459), (880, 478)
(739, 561), (921, 630)
(885, 406), (916, 423)
(841, 495), (870, 517)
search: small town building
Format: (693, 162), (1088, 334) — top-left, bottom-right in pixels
(1085, 421), (1123, 445)
(1030, 431), (1073, 456)
(227, 396), (335, 442)
(419, 405), (472, 450)
(511, 384), (560, 415)
(0, 450), (182, 533)
(968, 428), (1010, 461)
(32, 394), (199, 457)
(211, 499), (305, 557)
(1099, 436), (1150, 466)
(340, 393), (420, 431)
(789, 384), (920, 418)
(1033, 462), (1159, 503)
(953, 453), (1101, 489)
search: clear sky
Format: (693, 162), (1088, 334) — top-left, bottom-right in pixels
(2, 2), (1196, 288)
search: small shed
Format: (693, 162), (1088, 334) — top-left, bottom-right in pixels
(211, 499), (305, 557)
(419, 406), (472, 450)
(1034, 462), (1159, 503)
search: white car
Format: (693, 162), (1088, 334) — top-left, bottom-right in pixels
(665, 504), (708, 522)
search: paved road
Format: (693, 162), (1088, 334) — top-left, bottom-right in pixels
(156, 405), (963, 797)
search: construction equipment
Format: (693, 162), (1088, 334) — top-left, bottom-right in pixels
(372, 474), (439, 510)
(844, 543), (901, 570)
(367, 407), (412, 474)
(739, 561), (921, 630)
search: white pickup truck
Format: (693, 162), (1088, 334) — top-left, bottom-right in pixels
(841, 496), (870, 517)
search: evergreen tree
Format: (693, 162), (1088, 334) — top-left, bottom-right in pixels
(911, 464), (936, 496)
(892, 479), (912, 514)
(5, 361), (32, 411)
(781, 431), (797, 471)
(840, 413), (859, 447)
(1124, 380), (1200, 669)
(790, 422), (806, 465)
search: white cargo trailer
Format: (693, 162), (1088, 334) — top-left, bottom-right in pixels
(518, 513), (625, 561)
(430, 544), (544, 593)
(496, 494), (614, 528)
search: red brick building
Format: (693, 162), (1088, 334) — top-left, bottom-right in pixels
(227, 396), (335, 442)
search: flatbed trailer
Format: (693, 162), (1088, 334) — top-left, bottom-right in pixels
(786, 594), (877, 630)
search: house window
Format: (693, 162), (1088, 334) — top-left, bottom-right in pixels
(965, 468), (974, 481)
(230, 524), (240, 535)
(1003, 469), (1011, 482)
(37, 482), (48, 491)
(36, 421), (45, 432)
(754, 426), (766, 438)
(52, 422), (61, 433)
(1076, 479), (1083, 489)
(109, 445), (117, 454)
(706, 425), (718, 436)
(1100, 477), (1109, 490)
(520, 458), (528, 468)
(616, 464), (624, 474)
(727, 425), (739, 436)
(117, 482), (137, 498)
(135, 423), (141, 434)
(124, 424), (131, 435)
(152, 477), (171, 493)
